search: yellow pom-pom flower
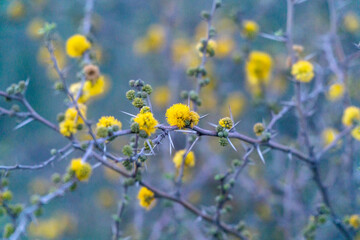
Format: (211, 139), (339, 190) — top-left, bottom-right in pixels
(166, 103), (199, 129)
(133, 24), (165, 55)
(242, 20), (259, 39)
(342, 106), (360, 126)
(97, 116), (122, 129)
(69, 76), (106, 103)
(137, 187), (155, 210)
(216, 36), (235, 58)
(172, 150), (195, 169)
(322, 128), (338, 146)
(133, 112), (159, 136)
(64, 103), (87, 124)
(349, 214), (360, 229)
(246, 51), (273, 86)
(351, 126), (360, 141)
(66, 34), (91, 58)
(291, 60), (314, 83)
(59, 119), (76, 137)
(327, 83), (345, 101)
(343, 12), (360, 33)
(69, 158), (92, 181)
(219, 117), (233, 129)
(7, 1), (25, 20)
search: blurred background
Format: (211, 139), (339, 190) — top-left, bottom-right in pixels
(1, 0), (360, 239)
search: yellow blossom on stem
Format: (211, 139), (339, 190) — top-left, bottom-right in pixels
(59, 119), (76, 137)
(342, 106), (360, 126)
(137, 187), (155, 210)
(7, 1), (25, 20)
(343, 12), (360, 33)
(351, 126), (360, 141)
(173, 150), (195, 169)
(349, 215), (360, 229)
(291, 60), (314, 83)
(65, 103), (87, 124)
(242, 20), (259, 39)
(219, 117), (233, 129)
(197, 39), (217, 57)
(133, 112), (159, 136)
(327, 83), (345, 101)
(166, 103), (199, 129)
(69, 158), (92, 182)
(69, 76), (106, 103)
(152, 86), (170, 108)
(66, 34), (91, 58)
(97, 116), (122, 129)
(215, 36), (235, 58)
(246, 51), (273, 86)
(322, 128), (338, 146)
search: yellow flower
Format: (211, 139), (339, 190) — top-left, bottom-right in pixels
(343, 12), (360, 33)
(7, 1), (25, 20)
(242, 20), (259, 39)
(219, 117), (233, 129)
(133, 24), (165, 55)
(196, 39), (217, 57)
(322, 128), (338, 146)
(64, 103), (87, 124)
(97, 189), (116, 208)
(66, 34), (91, 58)
(69, 76), (106, 103)
(215, 36), (235, 58)
(166, 103), (199, 129)
(246, 51), (273, 86)
(97, 116), (122, 129)
(172, 150), (195, 169)
(342, 106), (360, 126)
(351, 126), (360, 141)
(59, 119), (76, 137)
(152, 86), (171, 108)
(327, 83), (345, 101)
(69, 158), (92, 181)
(26, 18), (45, 39)
(291, 60), (314, 83)
(350, 215), (360, 229)
(133, 112), (159, 136)
(37, 44), (67, 79)
(171, 38), (192, 64)
(137, 187), (155, 210)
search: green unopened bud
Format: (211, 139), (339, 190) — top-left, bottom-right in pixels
(96, 127), (108, 138)
(70, 182), (77, 191)
(129, 80), (135, 87)
(30, 194), (40, 205)
(123, 178), (135, 187)
(126, 90), (136, 100)
(180, 91), (188, 99)
(34, 207), (43, 217)
(1, 179), (9, 187)
(122, 145), (133, 157)
(201, 11), (211, 20)
(139, 130), (148, 138)
(219, 137), (228, 146)
(142, 84), (153, 95)
(57, 113), (65, 122)
(51, 173), (61, 183)
(2, 190), (13, 201)
(11, 104), (20, 112)
(132, 97), (144, 108)
(144, 140), (154, 151)
(3, 223), (15, 238)
(134, 79), (144, 87)
(54, 81), (64, 91)
(131, 122), (140, 133)
(139, 154), (147, 162)
(189, 90), (198, 101)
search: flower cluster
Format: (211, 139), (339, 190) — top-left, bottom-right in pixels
(133, 111), (159, 137)
(241, 20), (259, 39)
(196, 39), (217, 57)
(291, 60), (314, 83)
(165, 103), (200, 129)
(66, 34), (91, 58)
(137, 187), (155, 210)
(134, 24), (165, 55)
(69, 158), (92, 182)
(96, 116), (122, 138)
(59, 103), (87, 137)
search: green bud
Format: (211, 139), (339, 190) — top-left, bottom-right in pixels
(30, 194), (40, 205)
(214, 174), (224, 181)
(2, 190), (13, 201)
(132, 97), (145, 108)
(1, 178), (9, 187)
(139, 130), (148, 138)
(223, 131), (229, 138)
(70, 182), (77, 191)
(6, 85), (15, 95)
(134, 79), (144, 87)
(34, 207), (43, 217)
(3, 223), (15, 238)
(217, 131), (224, 138)
(57, 113), (65, 122)
(209, 28), (216, 38)
(50, 149), (57, 155)
(219, 137), (228, 146)
(96, 127), (109, 138)
(130, 122), (139, 133)
(123, 178), (135, 187)
(126, 90), (136, 100)
(112, 125), (120, 132)
(142, 84), (153, 95)
(11, 104), (20, 112)
(76, 124), (83, 130)
(62, 173), (72, 183)
(215, 195), (225, 203)
(18, 80), (26, 90)
(215, 0), (222, 8)
(201, 11), (211, 20)
(122, 145), (133, 157)
(216, 125), (224, 132)
(186, 67), (197, 76)
(11, 204), (23, 217)
(180, 90), (189, 99)
(54, 81), (64, 91)
(51, 173), (61, 184)
(129, 79), (135, 87)
(189, 90), (198, 101)
(139, 154), (147, 162)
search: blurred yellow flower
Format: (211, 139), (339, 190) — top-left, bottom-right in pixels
(322, 128), (338, 146)
(7, 1), (25, 20)
(69, 76), (107, 103)
(66, 34), (91, 58)
(152, 86), (170, 108)
(26, 18), (45, 39)
(351, 126), (360, 141)
(137, 187), (155, 210)
(172, 38), (192, 64)
(173, 150), (195, 169)
(133, 24), (165, 55)
(97, 188), (116, 208)
(196, 39), (217, 57)
(327, 83), (345, 101)
(222, 92), (246, 118)
(350, 215), (360, 229)
(215, 36), (235, 58)
(69, 158), (92, 181)
(59, 119), (77, 137)
(242, 20), (259, 39)
(97, 116), (122, 129)
(291, 60), (314, 83)
(246, 51), (273, 85)
(343, 12), (360, 33)
(342, 106), (360, 126)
